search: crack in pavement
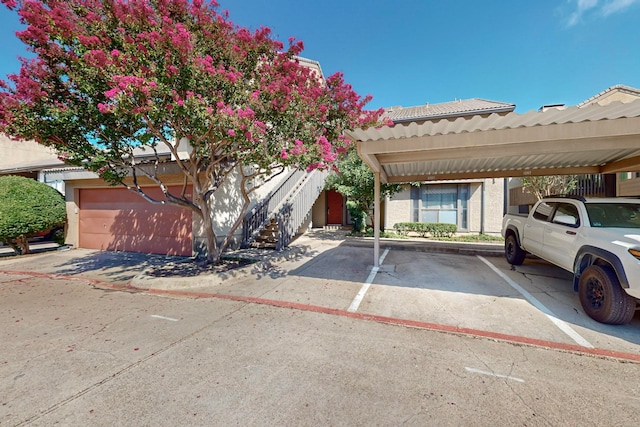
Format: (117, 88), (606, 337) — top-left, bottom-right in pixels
(15, 299), (252, 426)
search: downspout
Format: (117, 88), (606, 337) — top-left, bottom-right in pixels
(481, 181), (486, 235)
(503, 178), (508, 216)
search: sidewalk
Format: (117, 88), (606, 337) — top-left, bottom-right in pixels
(0, 230), (503, 292)
(0, 229), (503, 291)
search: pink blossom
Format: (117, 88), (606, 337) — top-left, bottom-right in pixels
(166, 65), (179, 76)
(104, 88), (119, 99)
(253, 121), (266, 132)
(227, 129), (235, 137)
(97, 103), (113, 113)
(280, 149), (289, 160)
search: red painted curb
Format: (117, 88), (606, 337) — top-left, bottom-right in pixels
(3, 269), (639, 363)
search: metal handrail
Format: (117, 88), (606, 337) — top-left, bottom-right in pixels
(275, 169), (328, 250)
(241, 168), (307, 247)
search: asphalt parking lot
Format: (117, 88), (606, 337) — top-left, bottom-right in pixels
(1, 232), (640, 425)
(1, 232), (638, 358)
(200, 237), (640, 356)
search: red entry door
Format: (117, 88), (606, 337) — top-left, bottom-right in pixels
(326, 190), (343, 224)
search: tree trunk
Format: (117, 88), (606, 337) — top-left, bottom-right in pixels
(9, 236), (29, 255)
(199, 201), (220, 264)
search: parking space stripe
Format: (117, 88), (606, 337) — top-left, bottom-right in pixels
(464, 367), (525, 383)
(477, 256), (594, 348)
(347, 247), (390, 313)
(151, 315), (179, 322)
(4, 269), (639, 363)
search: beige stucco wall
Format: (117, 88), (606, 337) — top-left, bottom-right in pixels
(0, 135), (58, 168)
(385, 187), (411, 229)
(312, 190), (328, 227)
(481, 178), (505, 233)
(385, 179), (504, 234)
(618, 176), (640, 197)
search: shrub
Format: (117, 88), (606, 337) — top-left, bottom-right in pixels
(346, 200), (367, 233)
(0, 176), (67, 255)
(392, 222), (457, 238)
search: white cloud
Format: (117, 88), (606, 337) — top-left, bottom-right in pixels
(566, 0), (598, 27)
(601, 0), (640, 15)
(564, 0), (640, 26)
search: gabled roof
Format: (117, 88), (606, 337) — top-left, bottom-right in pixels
(384, 98), (516, 123)
(577, 85), (640, 108)
(0, 158), (65, 174)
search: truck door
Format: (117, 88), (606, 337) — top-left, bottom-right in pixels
(524, 201), (554, 254)
(541, 202), (581, 271)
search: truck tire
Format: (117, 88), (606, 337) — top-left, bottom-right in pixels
(505, 234), (526, 265)
(578, 265), (636, 325)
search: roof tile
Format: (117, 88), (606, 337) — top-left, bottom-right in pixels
(384, 98), (516, 123)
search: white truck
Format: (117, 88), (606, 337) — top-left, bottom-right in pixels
(502, 196), (640, 325)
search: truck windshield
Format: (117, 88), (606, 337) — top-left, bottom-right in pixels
(585, 203), (640, 228)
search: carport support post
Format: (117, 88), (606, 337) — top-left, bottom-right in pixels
(374, 171), (380, 267)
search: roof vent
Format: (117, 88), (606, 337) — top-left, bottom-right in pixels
(538, 103), (566, 112)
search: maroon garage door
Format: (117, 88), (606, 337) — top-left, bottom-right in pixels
(79, 186), (193, 256)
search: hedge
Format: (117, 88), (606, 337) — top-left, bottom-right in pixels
(393, 222), (457, 238)
(0, 175), (67, 254)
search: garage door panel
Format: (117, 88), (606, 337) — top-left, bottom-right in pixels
(79, 186), (193, 256)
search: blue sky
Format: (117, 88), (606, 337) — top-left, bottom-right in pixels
(1, 0), (639, 113)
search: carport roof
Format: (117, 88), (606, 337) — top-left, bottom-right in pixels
(347, 99), (640, 184)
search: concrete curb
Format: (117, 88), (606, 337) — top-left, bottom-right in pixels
(342, 237), (504, 257)
(4, 268), (639, 364)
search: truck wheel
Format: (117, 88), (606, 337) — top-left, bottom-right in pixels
(505, 234), (526, 265)
(578, 265), (636, 325)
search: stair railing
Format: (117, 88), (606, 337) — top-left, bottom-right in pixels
(241, 168), (307, 248)
(275, 168), (328, 250)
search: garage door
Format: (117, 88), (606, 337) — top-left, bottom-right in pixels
(79, 186), (193, 256)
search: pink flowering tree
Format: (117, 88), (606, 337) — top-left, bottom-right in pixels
(0, 0), (383, 263)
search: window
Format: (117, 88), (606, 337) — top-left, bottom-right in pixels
(532, 202), (553, 221)
(411, 184), (469, 230)
(620, 172), (640, 180)
(551, 203), (580, 227)
(586, 203), (640, 228)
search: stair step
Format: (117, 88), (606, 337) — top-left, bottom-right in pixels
(250, 241), (277, 249)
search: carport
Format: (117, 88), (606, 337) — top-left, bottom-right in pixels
(345, 100), (640, 266)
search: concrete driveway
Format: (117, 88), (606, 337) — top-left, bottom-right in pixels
(201, 237), (639, 357)
(1, 231), (638, 359)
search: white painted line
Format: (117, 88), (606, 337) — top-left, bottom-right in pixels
(348, 247), (390, 313)
(151, 315), (179, 322)
(477, 256), (594, 348)
(465, 367), (525, 383)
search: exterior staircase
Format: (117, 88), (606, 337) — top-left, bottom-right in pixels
(242, 168), (328, 250)
(251, 218), (279, 249)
